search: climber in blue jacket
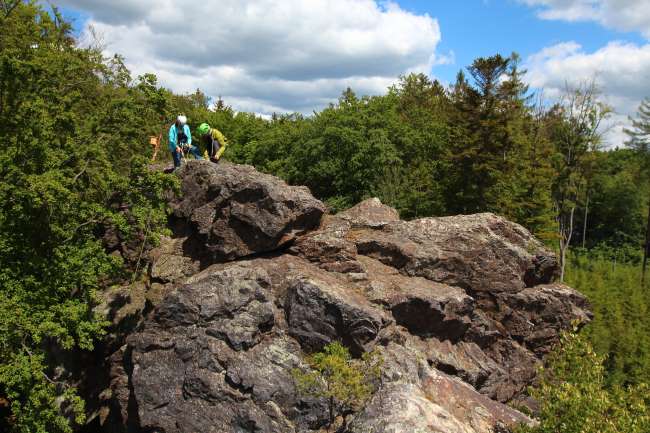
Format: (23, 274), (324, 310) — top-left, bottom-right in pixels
(169, 115), (202, 168)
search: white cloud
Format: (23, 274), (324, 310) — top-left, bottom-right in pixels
(525, 40), (650, 147)
(58, 0), (442, 114)
(519, 0), (650, 38)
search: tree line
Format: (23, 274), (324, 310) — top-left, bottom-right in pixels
(189, 60), (648, 279)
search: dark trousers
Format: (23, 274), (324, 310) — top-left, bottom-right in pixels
(207, 139), (220, 160)
(172, 150), (182, 168)
(171, 145), (203, 168)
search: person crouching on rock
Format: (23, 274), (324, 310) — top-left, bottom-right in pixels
(169, 115), (203, 169)
(196, 123), (228, 163)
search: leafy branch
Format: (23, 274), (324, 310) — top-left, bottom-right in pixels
(292, 342), (382, 431)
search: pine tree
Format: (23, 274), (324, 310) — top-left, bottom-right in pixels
(625, 98), (650, 153)
(625, 97), (650, 282)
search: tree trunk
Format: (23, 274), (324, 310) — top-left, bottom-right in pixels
(642, 199), (650, 285)
(559, 206), (576, 283)
(559, 233), (566, 282)
(582, 193), (589, 249)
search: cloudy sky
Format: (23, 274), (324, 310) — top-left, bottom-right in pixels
(55, 0), (650, 147)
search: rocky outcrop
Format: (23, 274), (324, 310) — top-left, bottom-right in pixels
(95, 161), (591, 433)
(354, 212), (558, 294)
(168, 161), (326, 264)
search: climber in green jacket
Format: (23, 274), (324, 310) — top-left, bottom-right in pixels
(196, 123), (228, 163)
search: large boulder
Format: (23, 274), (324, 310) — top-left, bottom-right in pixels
(289, 216), (364, 274)
(112, 255), (538, 433)
(97, 169), (591, 433)
(117, 259), (332, 433)
(170, 161), (326, 263)
(354, 211), (558, 293)
(110, 255), (389, 432)
(285, 278), (386, 356)
(337, 197), (400, 228)
(494, 284), (593, 356)
(360, 255), (474, 342)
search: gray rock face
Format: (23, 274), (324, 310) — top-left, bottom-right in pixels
(171, 160), (326, 263)
(124, 260), (332, 433)
(285, 278), (385, 356)
(494, 284), (593, 356)
(342, 341), (533, 433)
(98, 167), (591, 433)
(149, 236), (200, 284)
(348, 345), (531, 433)
(337, 197), (400, 228)
(354, 212), (558, 293)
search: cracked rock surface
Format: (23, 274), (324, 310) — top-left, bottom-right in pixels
(96, 161), (591, 433)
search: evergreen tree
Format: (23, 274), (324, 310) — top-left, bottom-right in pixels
(625, 97), (650, 153)
(485, 54), (555, 236)
(625, 97), (650, 282)
(292, 342), (382, 430)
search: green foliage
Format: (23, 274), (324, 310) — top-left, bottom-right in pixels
(625, 97), (650, 155)
(517, 329), (650, 433)
(292, 342), (382, 428)
(565, 251), (650, 387)
(576, 150), (646, 248)
(0, 3), (176, 431)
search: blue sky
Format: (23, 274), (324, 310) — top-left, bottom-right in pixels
(398, 0), (646, 83)
(51, 0), (650, 146)
(57, 7), (87, 32)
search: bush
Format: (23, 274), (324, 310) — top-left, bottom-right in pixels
(292, 342), (382, 429)
(518, 328), (650, 433)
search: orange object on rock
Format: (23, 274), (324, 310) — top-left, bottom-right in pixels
(149, 133), (162, 161)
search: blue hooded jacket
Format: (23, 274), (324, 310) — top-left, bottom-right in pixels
(168, 123), (192, 151)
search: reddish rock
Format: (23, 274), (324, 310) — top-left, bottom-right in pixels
(97, 169), (590, 433)
(171, 160), (326, 263)
(354, 212), (558, 293)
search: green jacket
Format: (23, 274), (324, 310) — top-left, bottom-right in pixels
(205, 128), (228, 159)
